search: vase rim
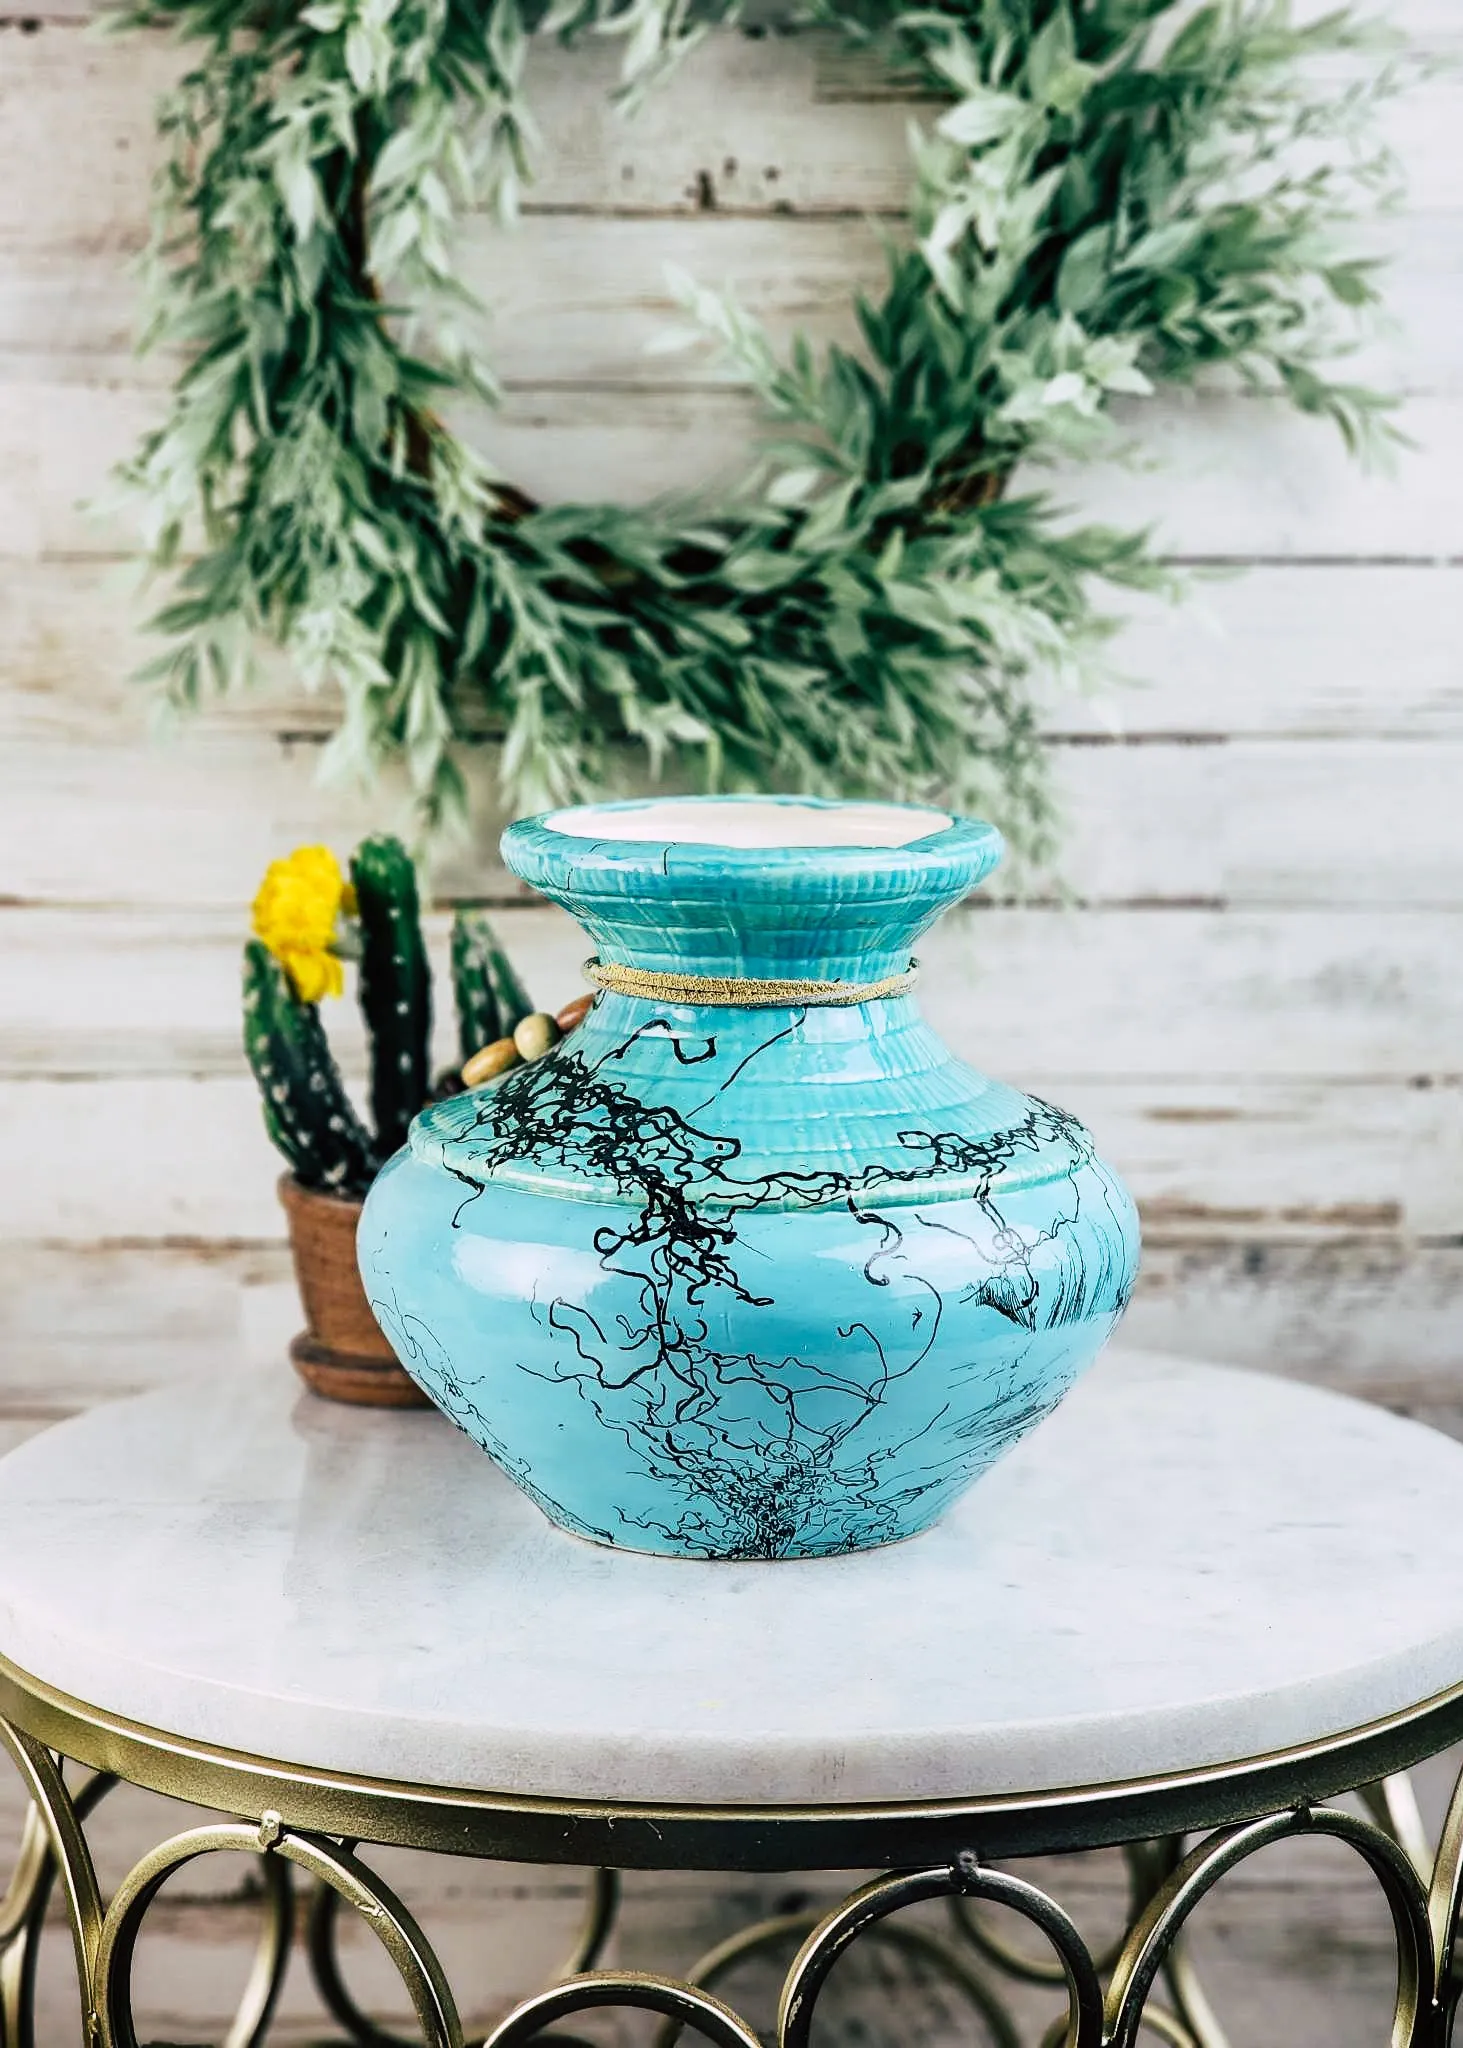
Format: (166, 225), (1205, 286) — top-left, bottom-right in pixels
(504, 794), (1002, 890)
(542, 794), (956, 850)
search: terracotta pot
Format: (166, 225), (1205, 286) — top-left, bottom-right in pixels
(279, 1175), (431, 1408)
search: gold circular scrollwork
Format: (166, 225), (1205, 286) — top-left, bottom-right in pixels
(483, 1969), (764, 2048)
(221, 1851), (294, 2048)
(781, 1857), (1105, 2048)
(3, 1676), (1462, 2048)
(0, 1748), (114, 2048)
(951, 1843), (1168, 1990)
(306, 1872), (419, 2048)
(655, 1901), (1024, 2048)
(93, 1821), (463, 2048)
(307, 1856), (621, 2048)
(0, 1720), (106, 2034)
(0, 1802), (51, 1960)
(1430, 1784), (1463, 2032)
(1104, 1807), (1439, 2048)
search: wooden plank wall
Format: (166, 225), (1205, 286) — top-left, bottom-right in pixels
(1, 3), (1461, 2036)
(2, 0), (1461, 1429)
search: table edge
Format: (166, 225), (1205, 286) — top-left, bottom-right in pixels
(2, 1652), (1461, 1872)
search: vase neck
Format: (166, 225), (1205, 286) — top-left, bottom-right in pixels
(500, 796), (1003, 984)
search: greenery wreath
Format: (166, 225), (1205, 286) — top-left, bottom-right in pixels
(116, 0), (1404, 855)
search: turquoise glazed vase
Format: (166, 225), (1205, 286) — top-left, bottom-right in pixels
(358, 796), (1139, 1559)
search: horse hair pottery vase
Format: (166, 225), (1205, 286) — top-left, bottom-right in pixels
(358, 796), (1140, 1559)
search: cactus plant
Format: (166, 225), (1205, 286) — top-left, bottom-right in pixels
(242, 940), (380, 1196)
(452, 909), (534, 1050)
(243, 839), (562, 1199)
(351, 836), (433, 1158)
(450, 911), (503, 1065)
(485, 934), (534, 1039)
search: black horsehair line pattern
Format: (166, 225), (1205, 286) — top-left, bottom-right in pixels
(375, 1018), (1134, 1557)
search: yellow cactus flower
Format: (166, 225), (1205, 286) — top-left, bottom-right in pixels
(251, 844), (357, 1003)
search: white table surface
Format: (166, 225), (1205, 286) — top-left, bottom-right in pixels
(0, 1350), (1459, 1807)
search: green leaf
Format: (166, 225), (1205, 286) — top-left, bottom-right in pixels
(275, 155), (322, 246)
(937, 89), (1026, 149)
(1324, 260), (1380, 308)
(1056, 225), (1111, 314)
(1026, 8), (1095, 114)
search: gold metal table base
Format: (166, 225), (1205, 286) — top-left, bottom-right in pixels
(1, 1653), (1461, 2048)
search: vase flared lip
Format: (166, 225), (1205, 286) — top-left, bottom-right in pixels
(503, 794), (1003, 896)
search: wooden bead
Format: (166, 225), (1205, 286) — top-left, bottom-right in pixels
(461, 1038), (521, 1088)
(555, 993), (594, 1033)
(513, 1011), (561, 1061)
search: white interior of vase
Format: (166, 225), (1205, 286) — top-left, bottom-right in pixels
(543, 798), (953, 849)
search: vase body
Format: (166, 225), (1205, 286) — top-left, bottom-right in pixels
(358, 796), (1139, 1558)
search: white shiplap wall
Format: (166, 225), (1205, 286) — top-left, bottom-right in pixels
(1, 7), (1461, 2035)
(2, 2), (1461, 1433)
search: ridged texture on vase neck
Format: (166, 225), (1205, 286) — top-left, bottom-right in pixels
(500, 797), (1003, 982)
(411, 991), (1054, 1210)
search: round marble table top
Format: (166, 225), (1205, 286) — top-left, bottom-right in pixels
(0, 1350), (1460, 1808)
